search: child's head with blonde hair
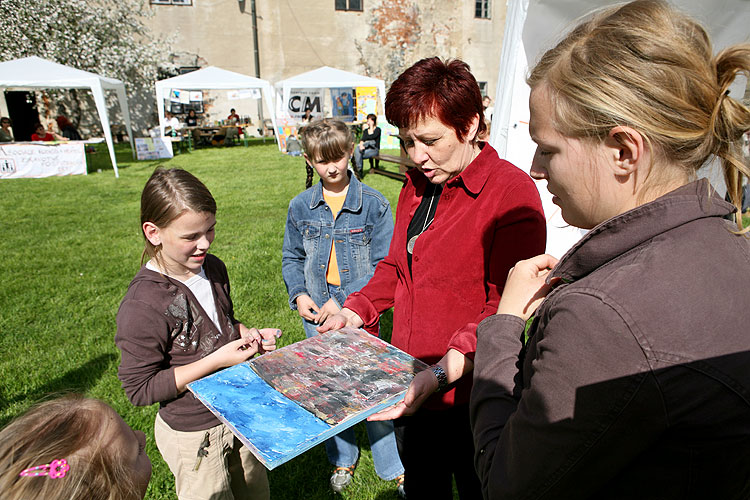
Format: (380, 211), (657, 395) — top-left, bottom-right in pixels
(299, 119), (354, 189)
(0, 395), (151, 500)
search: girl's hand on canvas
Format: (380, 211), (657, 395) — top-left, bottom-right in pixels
(257, 327), (282, 354)
(317, 308), (364, 333)
(317, 299), (341, 325)
(295, 294), (320, 322)
(497, 254), (560, 321)
(367, 370), (437, 421)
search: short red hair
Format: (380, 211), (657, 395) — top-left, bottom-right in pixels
(385, 57), (486, 141)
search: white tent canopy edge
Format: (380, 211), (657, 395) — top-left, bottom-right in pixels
(0, 56), (135, 178)
(492, 0), (750, 257)
(154, 66), (279, 149)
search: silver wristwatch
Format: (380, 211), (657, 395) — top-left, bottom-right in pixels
(430, 364), (448, 393)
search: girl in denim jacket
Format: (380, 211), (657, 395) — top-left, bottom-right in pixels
(281, 119), (404, 496)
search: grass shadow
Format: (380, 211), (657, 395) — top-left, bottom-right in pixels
(0, 353), (117, 426)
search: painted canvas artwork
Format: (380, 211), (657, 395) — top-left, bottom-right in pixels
(188, 328), (428, 469)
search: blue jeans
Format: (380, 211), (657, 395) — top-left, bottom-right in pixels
(353, 146), (379, 174)
(300, 284), (404, 480)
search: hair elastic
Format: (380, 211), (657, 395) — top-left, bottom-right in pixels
(19, 458), (69, 479)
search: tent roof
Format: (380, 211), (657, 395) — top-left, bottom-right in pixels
(274, 66), (384, 89)
(156, 66), (271, 91)
(0, 56), (123, 89)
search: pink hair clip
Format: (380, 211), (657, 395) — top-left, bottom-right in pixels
(19, 458), (70, 479)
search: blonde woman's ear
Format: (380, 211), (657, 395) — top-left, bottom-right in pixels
(142, 222), (162, 246)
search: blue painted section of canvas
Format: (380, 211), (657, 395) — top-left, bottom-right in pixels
(188, 363), (405, 470)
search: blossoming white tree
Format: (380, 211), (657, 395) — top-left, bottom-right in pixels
(0, 0), (174, 134)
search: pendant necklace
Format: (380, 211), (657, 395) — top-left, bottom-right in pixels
(407, 186), (436, 254)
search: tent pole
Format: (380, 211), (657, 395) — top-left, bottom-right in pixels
(251, 0), (264, 125)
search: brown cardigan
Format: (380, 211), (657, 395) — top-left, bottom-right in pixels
(116, 254), (240, 431)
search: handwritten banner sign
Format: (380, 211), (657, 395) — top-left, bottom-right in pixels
(0, 143), (86, 179)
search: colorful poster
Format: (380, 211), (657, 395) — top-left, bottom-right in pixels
(331, 88), (355, 122)
(274, 121), (298, 153)
(134, 137), (173, 160)
(188, 328), (428, 469)
(355, 86), (379, 121)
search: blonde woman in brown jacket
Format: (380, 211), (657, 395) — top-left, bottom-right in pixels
(471, 1), (750, 498)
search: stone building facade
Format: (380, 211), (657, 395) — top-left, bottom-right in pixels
(146, 0), (506, 131)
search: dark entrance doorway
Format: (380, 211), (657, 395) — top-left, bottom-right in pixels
(5, 91), (39, 141)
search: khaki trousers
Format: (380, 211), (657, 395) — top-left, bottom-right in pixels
(154, 413), (269, 500)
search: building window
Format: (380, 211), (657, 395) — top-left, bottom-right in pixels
(475, 0), (490, 19)
(478, 81), (488, 96)
(335, 0), (362, 12)
(151, 0), (192, 5)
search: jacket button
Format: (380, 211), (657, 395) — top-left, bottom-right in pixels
(479, 448), (486, 455)
(320, 264), (325, 269)
(325, 234), (330, 239)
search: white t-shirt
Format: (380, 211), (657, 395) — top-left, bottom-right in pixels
(146, 261), (222, 332)
(168, 116), (182, 130)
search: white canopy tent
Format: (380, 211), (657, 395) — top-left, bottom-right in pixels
(154, 66), (278, 148)
(274, 66), (386, 121)
(491, 0), (750, 257)
(0, 56), (135, 178)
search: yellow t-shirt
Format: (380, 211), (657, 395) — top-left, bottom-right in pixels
(323, 190), (347, 286)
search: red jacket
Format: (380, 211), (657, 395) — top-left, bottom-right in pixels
(345, 143), (546, 409)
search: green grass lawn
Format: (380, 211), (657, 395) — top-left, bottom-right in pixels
(0, 141), (408, 500)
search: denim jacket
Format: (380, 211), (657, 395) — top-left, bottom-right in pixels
(282, 173), (394, 311)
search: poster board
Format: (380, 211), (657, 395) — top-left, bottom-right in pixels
(0, 142), (86, 179)
(331, 88), (355, 121)
(188, 328), (429, 469)
(355, 87), (379, 121)
(135, 137), (173, 160)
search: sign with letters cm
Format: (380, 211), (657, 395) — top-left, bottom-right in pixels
(0, 142), (86, 179)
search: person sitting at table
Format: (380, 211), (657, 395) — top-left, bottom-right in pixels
(164, 111), (182, 137)
(56, 115), (82, 141)
(227, 108), (240, 124)
(185, 109), (199, 127)
(31, 123), (67, 142)
(185, 109), (203, 146)
(300, 109), (314, 126)
(353, 113), (381, 178)
(0, 117), (13, 142)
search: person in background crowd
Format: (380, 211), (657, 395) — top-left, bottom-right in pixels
(31, 123), (66, 142)
(353, 113), (381, 178)
(56, 115), (81, 141)
(0, 117), (13, 142)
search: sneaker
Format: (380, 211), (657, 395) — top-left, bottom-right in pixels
(396, 474), (406, 499)
(330, 464), (356, 493)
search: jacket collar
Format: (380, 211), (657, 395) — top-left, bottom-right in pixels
(408, 141), (496, 196)
(550, 179), (735, 284)
(308, 171), (363, 212)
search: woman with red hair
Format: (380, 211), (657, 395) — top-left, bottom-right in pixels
(319, 57), (546, 499)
